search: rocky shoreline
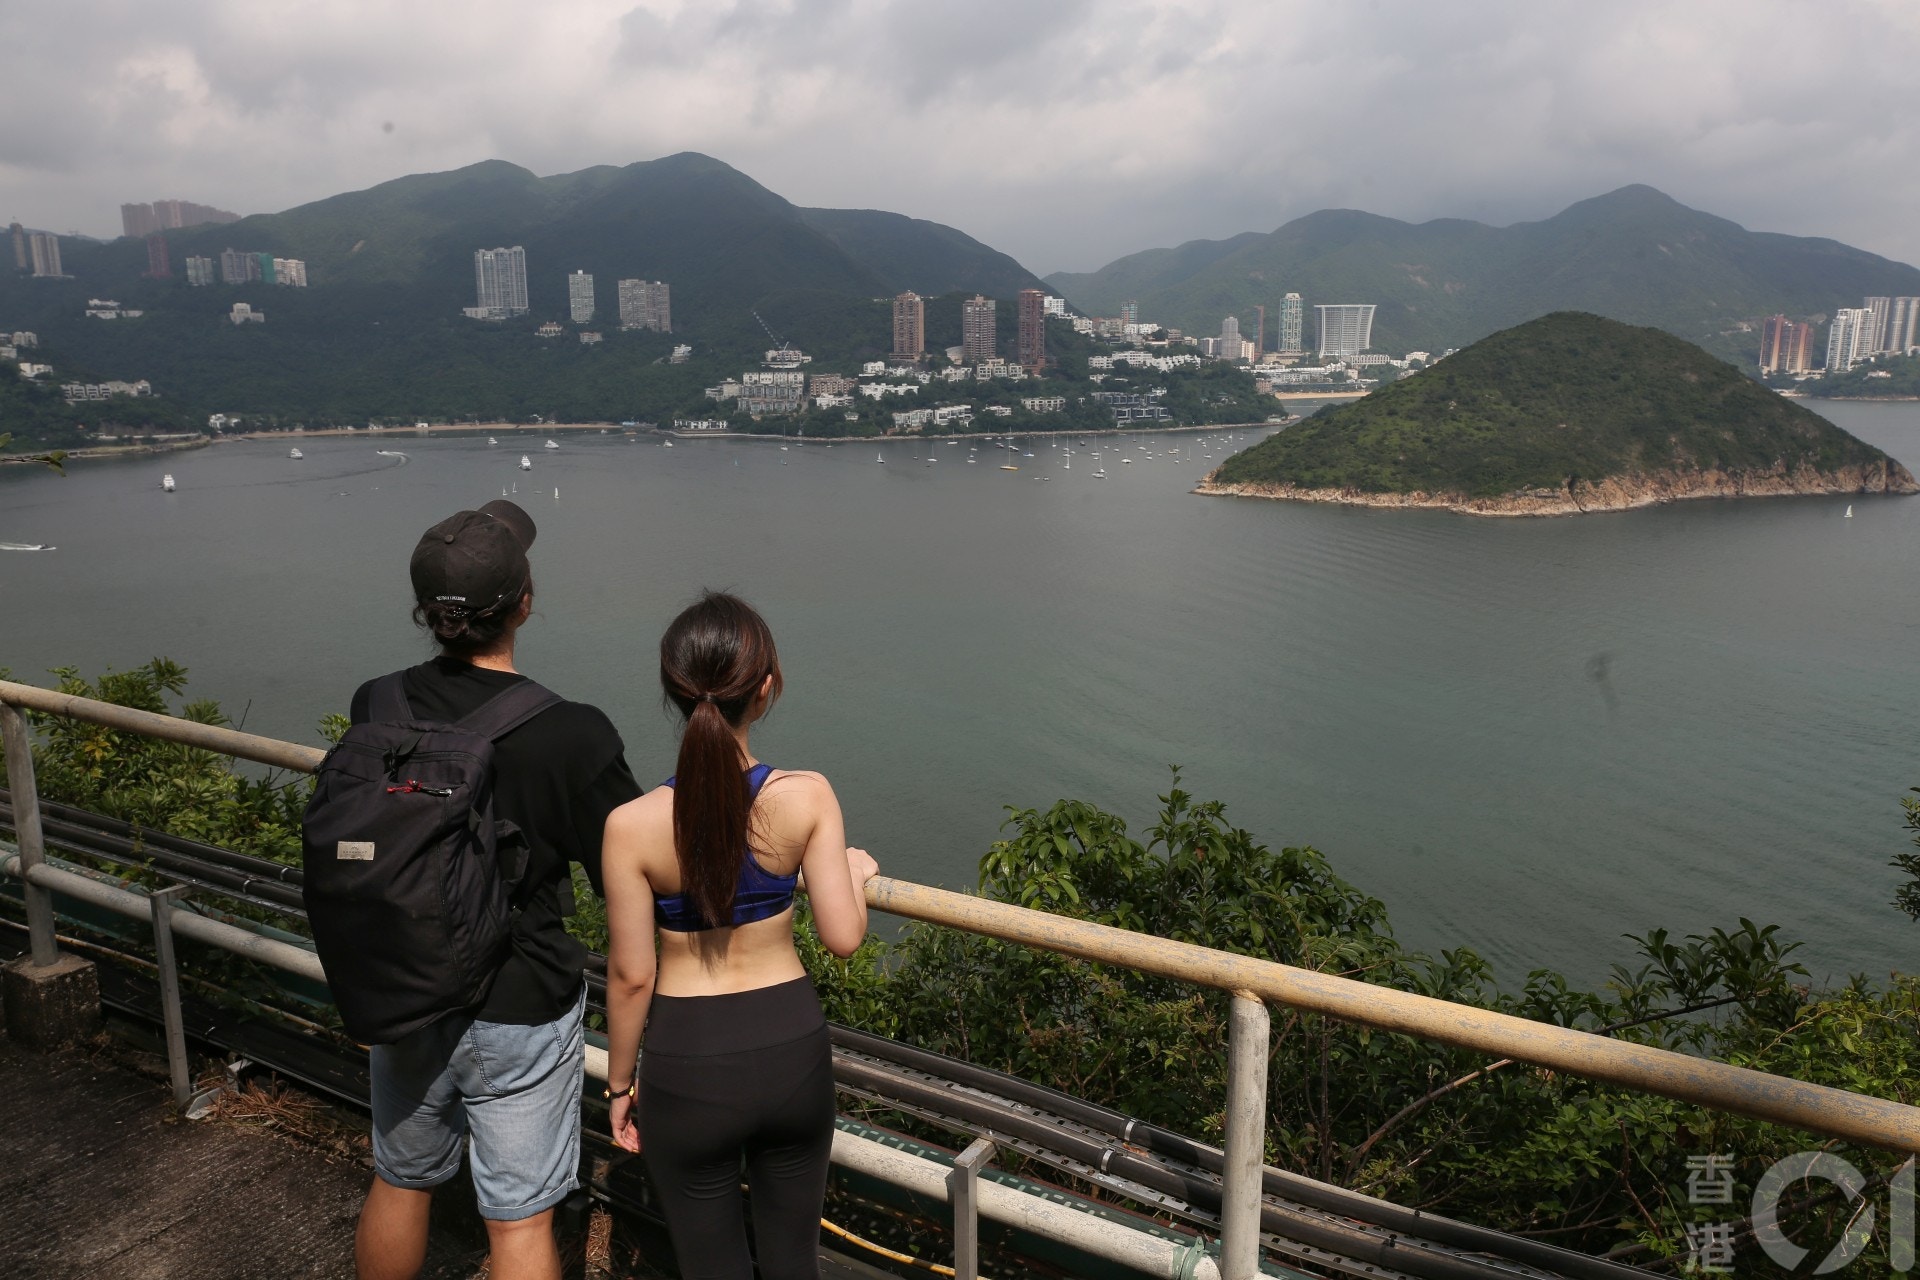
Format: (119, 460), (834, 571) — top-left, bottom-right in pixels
(1194, 458), (1919, 517)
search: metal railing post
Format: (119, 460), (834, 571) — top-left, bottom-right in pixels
(149, 885), (193, 1110)
(1220, 991), (1270, 1279)
(0, 701), (59, 966)
(950, 1137), (995, 1280)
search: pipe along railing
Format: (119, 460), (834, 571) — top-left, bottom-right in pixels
(7, 679), (1920, 1278)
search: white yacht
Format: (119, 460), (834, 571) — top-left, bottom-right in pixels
(519, 455), (533, 470)
(162, 474), (176, 492)
(544, 439), (560, 450)
(289, 448), (304, 459)
(488, 436), (499, 445)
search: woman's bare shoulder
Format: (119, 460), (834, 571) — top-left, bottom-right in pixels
(606, 788), (674, 844)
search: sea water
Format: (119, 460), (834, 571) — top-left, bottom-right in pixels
(2, 403), (1916, 987)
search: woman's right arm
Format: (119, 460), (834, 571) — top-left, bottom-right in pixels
(795, 774), (876, 958)
(601, 799), (657, 1153)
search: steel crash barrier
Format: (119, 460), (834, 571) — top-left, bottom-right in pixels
(4, 677), (1920, 1280)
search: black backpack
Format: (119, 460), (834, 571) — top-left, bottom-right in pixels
(301, 673), (562, 1044)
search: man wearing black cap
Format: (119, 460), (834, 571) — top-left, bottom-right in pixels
(347, 500), (640, 1280)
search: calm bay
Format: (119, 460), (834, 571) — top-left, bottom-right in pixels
(3, 400), (1917, 987)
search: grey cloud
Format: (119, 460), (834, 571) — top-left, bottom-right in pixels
(2, 0), (1918, 279)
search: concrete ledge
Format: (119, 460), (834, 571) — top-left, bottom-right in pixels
(3, 953), (100, 1050)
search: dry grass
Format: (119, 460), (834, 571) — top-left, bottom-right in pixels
(198, 1068), (370, 1163)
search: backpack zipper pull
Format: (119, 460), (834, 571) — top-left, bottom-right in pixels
(386, 779), (455, 797)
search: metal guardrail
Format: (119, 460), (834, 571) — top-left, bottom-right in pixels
(6, 676), (1920, 1276)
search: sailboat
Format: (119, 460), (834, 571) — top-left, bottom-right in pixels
(161, 474), (176, 492)
(519, 455), (532, 470)
(1845, 504), (1854, 518)
(876, 452), (885, 464)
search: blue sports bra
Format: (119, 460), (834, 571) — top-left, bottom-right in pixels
(653, 763), (799, 932)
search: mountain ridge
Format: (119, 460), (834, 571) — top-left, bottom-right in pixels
(1048, 186), (1920, 360)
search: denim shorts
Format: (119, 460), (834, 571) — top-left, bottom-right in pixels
(368, 986), (585, 1221)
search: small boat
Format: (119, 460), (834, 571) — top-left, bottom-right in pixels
(1000, 464), (1019, 472)
(544, 439), (560, 450)
(1122, 457), (1132, 464)
(876, 452), (885, 464)
(1093, 467), (1107, 479)
(289, 447), (304, 459)
(162, 474), (176, 492)
(0, 542), (52, 551)
(488, 436), (499, 445)
(553, 487), (560, 499)
(519, 455), (532, 470)
(1845, 504), (1854, 518)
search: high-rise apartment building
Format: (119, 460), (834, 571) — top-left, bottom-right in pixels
(273, 258), (307, 287)
(1887, 297), (1920, 355)
(1254, 305), (1265, 356)
(144, 233), (171, 279)
(1278, 293), (1305, 354)
(616, 279), (671, 331)
(1016, 288), (1047, 371)
(1863, 297), (1892, 355)
(568, 270), (594, 324)
(9, 223), (26, 272)
(254, 253), (278, 286)
(1760, 316), (1819, 375)
(1784, 321), (1816, 373)
(473, 246), (529, 318)
(891, 291), (925, 361)
(220, 248), (251, 284)
(1826, 308), (1871, 371)
(1315, 304), (1375, 358)
(1760, 315), (1791, 373)
(185, 256), (214, 287)
(1217, 316), (1252, 362)
(122, 204), (158, 238)
(27, 231), (63, 278)
(962, 295), (996, 366)
(1120, 300), (1139, 326)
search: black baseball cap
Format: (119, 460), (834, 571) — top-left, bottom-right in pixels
(409, 499), (537, 614)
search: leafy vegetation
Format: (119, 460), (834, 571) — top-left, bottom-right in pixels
(1802, 353), (1920, 400)
(10, 660), (1919, 1269)
(1213, 312), (1906, 499)
(1047, 184), (1920, 365)
(798, 774), (1920, 1269)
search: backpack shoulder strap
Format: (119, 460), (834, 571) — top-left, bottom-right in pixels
(368, 672), (413, 722)
(457, 680), (564, 743)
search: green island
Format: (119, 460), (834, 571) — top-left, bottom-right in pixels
(1200, 311), (1918, 515)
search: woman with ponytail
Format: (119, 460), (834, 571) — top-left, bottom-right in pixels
(601, 591), (877, 1279)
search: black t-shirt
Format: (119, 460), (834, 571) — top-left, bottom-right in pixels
(350, 656), (642, 1025)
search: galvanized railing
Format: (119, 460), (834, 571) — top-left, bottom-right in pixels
(6, 677), (1920, 1280)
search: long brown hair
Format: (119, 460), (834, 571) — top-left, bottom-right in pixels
(659, 591), (785, 930)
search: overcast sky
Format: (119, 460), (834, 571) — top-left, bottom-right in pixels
(4, 0), (1918, 276)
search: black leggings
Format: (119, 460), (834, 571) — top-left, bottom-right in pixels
(639, 977), (835, 1280)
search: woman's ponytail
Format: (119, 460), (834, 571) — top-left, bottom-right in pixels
(660, 593), (784, 931)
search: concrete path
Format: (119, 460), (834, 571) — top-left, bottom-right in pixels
(0, 1037), (488, 1280)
